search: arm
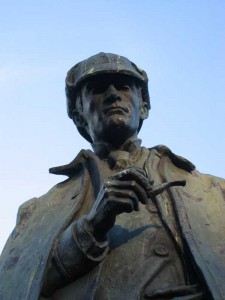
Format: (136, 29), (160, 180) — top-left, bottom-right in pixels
(41, 167), (150, 296)
(41, 168), (184, 296)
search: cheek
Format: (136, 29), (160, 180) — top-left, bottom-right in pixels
(89, 95), (102, 111)
(130, 97), (141, 114)
(83, 99), (96, 116)
(131, 103), (142, 125)
(86, 103), (104, 126)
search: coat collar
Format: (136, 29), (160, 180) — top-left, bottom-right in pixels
(49, 144), (195, 178)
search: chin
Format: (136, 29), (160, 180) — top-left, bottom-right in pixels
(100, 118), (137, 145)
(106, 115), (128, 127)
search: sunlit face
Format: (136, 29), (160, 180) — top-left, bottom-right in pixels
(79, 74), (148, 144)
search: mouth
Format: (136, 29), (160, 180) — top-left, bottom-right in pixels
(103, 106), (129, 115)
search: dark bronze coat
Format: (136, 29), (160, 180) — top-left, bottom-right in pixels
(0, 146), (225, 300)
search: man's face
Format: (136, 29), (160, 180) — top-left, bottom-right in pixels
(79, 74), (148, 144)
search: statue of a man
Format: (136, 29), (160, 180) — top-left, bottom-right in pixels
(1, 53), (225, 300)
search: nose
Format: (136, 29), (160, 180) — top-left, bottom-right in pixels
(104, 84), (121, 104)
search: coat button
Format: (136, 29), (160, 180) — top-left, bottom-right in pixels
(154, 245), (169, 257)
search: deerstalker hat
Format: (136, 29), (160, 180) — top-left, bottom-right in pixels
(65, 52), (150, 142)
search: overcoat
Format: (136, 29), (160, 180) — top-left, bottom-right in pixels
(0, 145), (225, 300)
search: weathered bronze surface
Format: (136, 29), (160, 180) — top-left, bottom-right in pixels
(1, 52), (225, 300)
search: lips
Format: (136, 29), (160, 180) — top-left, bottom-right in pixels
(103, 106), (129, 115)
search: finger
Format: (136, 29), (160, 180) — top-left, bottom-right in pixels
(110, 168), (152, 192)
(104, 187), (140, 211)
(106, 196), (139, 214)
(104, 179), (148, 205)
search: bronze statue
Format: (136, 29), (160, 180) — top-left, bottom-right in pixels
(1, 53), (225, 300)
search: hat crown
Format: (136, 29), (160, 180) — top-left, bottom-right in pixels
(66, 52), (148, 89)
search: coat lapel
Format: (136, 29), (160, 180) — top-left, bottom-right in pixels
(157, 151), (225, 300)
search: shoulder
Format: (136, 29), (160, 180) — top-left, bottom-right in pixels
(16, 197), (39, 227)
(148, 144), (195, 173)
(148, 144), (225, 194)
(14, 150), (93, 231)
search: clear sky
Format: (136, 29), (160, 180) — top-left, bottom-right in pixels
(0, 0), (224, 252)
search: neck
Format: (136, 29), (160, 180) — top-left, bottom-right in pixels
(93, 129), (139, 148)
(92, 136), (142, 158)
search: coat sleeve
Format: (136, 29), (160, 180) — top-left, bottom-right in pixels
(1, 197), (39, 256)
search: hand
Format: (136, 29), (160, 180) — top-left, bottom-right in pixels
(84, 167), (151, 240)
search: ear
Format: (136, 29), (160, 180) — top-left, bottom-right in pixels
(72, 110), (88, 128)
(140, 102), (149, 120)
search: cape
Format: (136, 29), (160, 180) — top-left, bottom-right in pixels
(0, 145), (225, 300)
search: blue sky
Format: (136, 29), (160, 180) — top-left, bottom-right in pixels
(0, 0), (224, 251)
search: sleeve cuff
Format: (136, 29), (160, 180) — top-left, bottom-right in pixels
(54, 218), (109, 280)
(73, 217), (109, 261)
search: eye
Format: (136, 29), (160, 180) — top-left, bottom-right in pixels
(120, 85), (130, 91)
(116, 83), (131, 91)
(87, 82), (106, 94)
